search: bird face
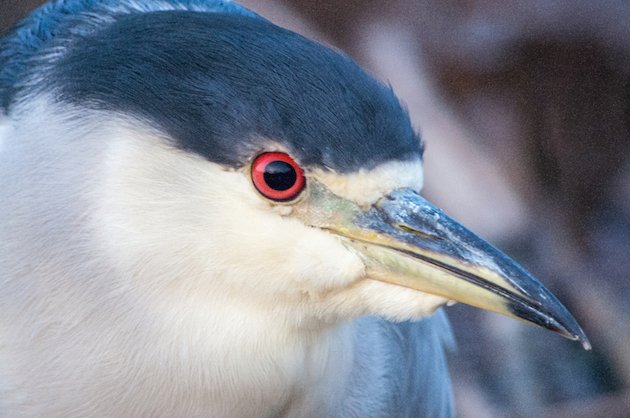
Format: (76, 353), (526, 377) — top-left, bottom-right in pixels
(93, 123), (425, 325)
(88, 115), (587, 347)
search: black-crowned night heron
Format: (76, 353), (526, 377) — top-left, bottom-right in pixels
(0, 1), (589, 416)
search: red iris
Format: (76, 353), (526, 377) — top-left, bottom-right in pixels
(251, 152), (305, 201)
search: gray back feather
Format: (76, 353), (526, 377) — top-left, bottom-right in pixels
(338, 310), (454, 417)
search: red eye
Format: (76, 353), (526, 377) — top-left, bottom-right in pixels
(251, 152), (305, 201)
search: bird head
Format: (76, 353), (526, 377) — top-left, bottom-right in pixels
(1, 3), (589, 348)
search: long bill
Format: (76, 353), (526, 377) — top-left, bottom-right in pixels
(297, 182), (591, 349)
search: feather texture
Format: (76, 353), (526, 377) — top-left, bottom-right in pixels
(337, 313), (454, 417)
(0, 0), (257, 109)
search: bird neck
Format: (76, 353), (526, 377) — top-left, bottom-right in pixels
(152, 293), (357, 417)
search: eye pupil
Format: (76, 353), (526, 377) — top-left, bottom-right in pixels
(263, 161), (297, 191)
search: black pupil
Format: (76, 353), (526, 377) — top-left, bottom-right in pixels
(263, 161), (297, 191)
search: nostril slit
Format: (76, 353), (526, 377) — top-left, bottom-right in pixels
(396, 223), (438, 240)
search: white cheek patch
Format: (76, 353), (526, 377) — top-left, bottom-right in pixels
(93, 124), (366, 303)
(311, 159), (424, 206)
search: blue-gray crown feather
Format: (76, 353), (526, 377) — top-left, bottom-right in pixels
(1, 0), (422, 172)
(0, 0), (257, 110)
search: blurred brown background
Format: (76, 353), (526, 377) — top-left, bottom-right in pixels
(2, 1), (629, 416)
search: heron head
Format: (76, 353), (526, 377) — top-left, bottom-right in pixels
(7, 8), (588, 347)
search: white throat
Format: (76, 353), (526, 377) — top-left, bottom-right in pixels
(149, 296), (357, 417)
